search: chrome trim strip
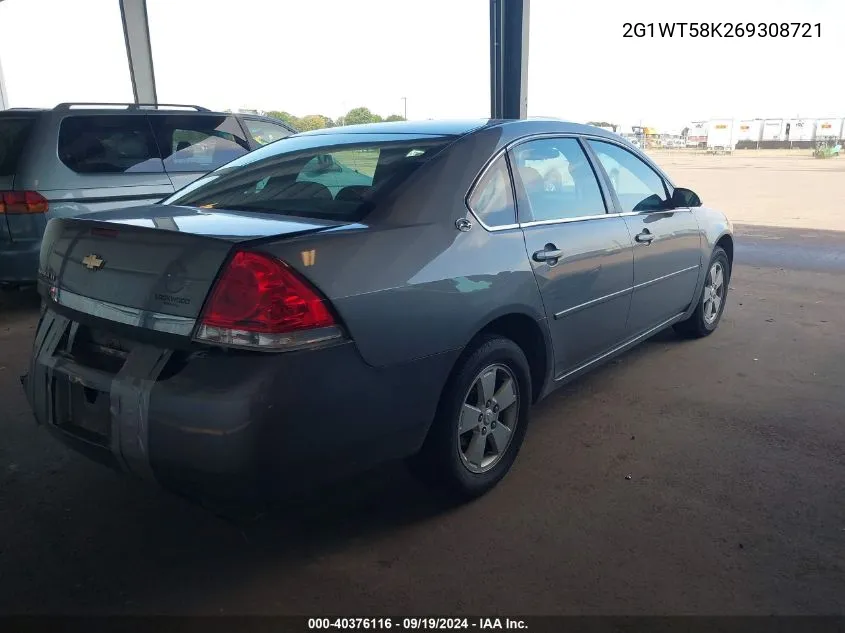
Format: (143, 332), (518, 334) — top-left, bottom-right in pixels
(52, 288), (196, 336)
(521, 213), (617, 228)
(520, 208), (692, 229)
(475, 209), (685, 232)
(554, 286), (632, 319)
(554, 313), (685, 382)
(475, 221), (520, 231)
(633, 265), (699, 291)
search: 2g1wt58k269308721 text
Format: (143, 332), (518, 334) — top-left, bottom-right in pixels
(623, 22), (821, 38)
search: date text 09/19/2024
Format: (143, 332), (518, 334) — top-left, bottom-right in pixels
(623, 22), (821, 38)
(307, 618), (528, 630)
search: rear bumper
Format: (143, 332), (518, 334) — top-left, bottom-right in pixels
(0, 237), (40, 284)
(23, 309), (456, 502)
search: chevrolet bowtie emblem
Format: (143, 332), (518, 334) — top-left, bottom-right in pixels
(82, 254), (105, 271)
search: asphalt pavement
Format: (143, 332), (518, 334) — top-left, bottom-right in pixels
(1, 224), (844, 615)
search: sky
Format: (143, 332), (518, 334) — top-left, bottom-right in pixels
(1, 0), (843, 132)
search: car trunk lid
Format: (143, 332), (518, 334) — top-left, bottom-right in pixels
(40, 204), (348, 335)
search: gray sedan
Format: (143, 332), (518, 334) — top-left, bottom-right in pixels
(23, 119), (733, 503)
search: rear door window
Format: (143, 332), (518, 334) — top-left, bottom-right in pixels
(58, 115), (163, 173)
(509, 138), (606, 222)
(243, 118), (293, 146)
(0, 116), (37, 178)
(150, 115), (250, 173)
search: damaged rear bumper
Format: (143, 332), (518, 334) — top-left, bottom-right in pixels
(22, 308), (452, 503)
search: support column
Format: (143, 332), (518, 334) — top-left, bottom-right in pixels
(0, 55), (8, 110)
(119, 0), (157, 104)
(490, 0), (530, 119)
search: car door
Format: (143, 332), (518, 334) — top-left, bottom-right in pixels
(149, 114), (252, 191)
(511, 137), (634, 378)
(587, 139), (701, 337)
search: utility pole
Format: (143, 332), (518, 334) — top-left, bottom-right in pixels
(402, 97), (407, 120)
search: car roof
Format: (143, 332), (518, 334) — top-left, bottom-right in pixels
(297, 118), (624, 141)
(298, 119), (494, 137)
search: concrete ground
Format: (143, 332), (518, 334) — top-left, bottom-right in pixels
(651, 149), (845, 231)
(1, 155), (844, 615)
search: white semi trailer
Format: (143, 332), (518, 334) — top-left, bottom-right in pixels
(784, 119), (815, 142)
(737, 120), (763, 144)
(815, 118), (844, 140)
(762, 119), (785, 141)
(707, 119), (734, 151)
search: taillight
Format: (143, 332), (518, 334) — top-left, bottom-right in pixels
(195, 250), (343, 350)
(0, 191), (49, 214)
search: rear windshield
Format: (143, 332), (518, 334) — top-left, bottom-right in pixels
(59, 115), (163, 174)
(162, 133), (454, 221)
(0, 116), (37, 177)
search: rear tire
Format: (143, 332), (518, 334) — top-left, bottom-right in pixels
(674, 246), (730, 338)
(408, 335), (531, 500)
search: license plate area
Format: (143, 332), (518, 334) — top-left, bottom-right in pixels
(53, 377), (111, 445)
(65, 325), (134, 374)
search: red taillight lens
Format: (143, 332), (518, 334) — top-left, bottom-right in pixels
(0, 191), (49, 214)
(196, 251), (341, 350)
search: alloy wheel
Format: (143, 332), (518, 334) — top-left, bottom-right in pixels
(702, 261), (725, 326)
(457, 363), (520, 474)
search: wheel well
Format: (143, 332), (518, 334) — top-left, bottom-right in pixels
(717, 234), (734, 269)
(474, 314), (548, 403)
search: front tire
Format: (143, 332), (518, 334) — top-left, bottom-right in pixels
(674, 246), (730, 338)
(408, 335), (532, 500)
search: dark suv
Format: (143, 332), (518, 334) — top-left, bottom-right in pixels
(0, 103), (295, 285)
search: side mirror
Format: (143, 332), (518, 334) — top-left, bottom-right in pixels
(670, 187), (701, 208)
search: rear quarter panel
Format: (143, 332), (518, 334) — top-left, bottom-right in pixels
(258, 128), (548, 369)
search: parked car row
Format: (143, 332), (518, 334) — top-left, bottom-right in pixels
(20, 117), (733, 503)
(0, 103), (295, 285)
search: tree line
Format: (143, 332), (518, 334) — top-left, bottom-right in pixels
(265, 107), (405, 132)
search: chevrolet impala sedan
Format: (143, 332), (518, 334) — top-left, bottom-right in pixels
(22, 119), (733, 502)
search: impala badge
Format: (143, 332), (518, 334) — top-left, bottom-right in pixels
(82, 254), (105, 271)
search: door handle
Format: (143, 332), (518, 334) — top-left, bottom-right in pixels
(533, 244), (563, 263)
(635, 230), (655, 244)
